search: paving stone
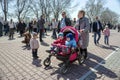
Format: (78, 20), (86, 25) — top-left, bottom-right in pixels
(7, 76), (16, 80)
(0, 31), (120, 80)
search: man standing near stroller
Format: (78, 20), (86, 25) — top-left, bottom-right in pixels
(57, 12), (71, 33)
(75, 10), (90, 60)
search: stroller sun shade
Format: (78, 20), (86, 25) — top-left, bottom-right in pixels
(60, 26), (79, 42)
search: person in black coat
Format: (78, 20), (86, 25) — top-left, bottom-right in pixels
(118, 24), (120, 32)
(0, 22), (3, 37)
(29, 21), (33, 33)
(57, 12), (71, 32)
(93, 16), (103, 45)
(37, 15), (45, 42)
(4, 21), (9, 36)
(18, 20), (26, 37)
(0, 18), (3, 37)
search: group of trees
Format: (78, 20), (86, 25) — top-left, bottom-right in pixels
(84, 0), (119, 25)
(0, 0), (120, 25)
(0, 0), (74, 22)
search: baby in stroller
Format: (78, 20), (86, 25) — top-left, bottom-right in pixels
(65, 33), (77, 50)
(46, 32), (66, 53)
(44, 26), (85, 74)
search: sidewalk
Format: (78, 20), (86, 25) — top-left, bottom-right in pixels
(80, 48), (120, 80)
(0, 30), (120, 80)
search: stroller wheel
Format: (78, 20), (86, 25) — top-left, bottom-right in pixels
(78, 53), (85, 65)
(60, 64), (69, 74)
(43, 58), (51, 67)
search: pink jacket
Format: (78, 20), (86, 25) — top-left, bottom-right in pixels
(103, 28), (110, 36)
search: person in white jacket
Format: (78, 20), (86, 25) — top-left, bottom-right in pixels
(30, 32), (39, 59)
(9, 19), (15, 40)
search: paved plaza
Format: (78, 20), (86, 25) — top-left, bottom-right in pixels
(0, 30), (120, 80)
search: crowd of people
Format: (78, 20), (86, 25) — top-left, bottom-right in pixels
(0, 10), (119, 62)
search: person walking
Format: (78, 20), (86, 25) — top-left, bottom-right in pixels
(103, 25), (110, 45)
(118, 24), (120, 32)
(75, 10), (90, 59)
(44, 21), (49, 35)
(93, 16), (103, 45)
(51, 19), (57, 39)
(18, 20), (26, 37)
(0, 17), (3, 37)
(29, 21), (33, 33)
(4, 21), (9, 36)
(72, 18), (76, 26)
(37, 15), (45, 42)
(32, 20), (37, 33)
(8, 19), (15, 40)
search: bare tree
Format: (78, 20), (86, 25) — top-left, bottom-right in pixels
(0, 0), (9, 21)
(15, 0), (27, 22)
(84, 0), (105, 22)
(49, 0), (72, 21)
(28, 0), (40, 20)
(37, 0), (52, 21)
(100, 8), (119, 25)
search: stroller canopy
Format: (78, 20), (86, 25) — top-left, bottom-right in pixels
(60, 26), (79, 42)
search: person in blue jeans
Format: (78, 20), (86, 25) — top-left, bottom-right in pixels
(103, 25), (110, 45)
(93, 17), (103, 45)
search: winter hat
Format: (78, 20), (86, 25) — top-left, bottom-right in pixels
(32, 32), (37, 37)
(66, 33), (74, 40)
(105, 25), (108, 28)
(58, 32), (63, 37)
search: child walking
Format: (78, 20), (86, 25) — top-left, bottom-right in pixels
(30, 32), (39, 59)
(103, 25), (110, 45)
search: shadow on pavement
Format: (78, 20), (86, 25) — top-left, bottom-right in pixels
(84, 65), (118, 80)
(43, 52), (118, 80)
(40, 41), (49, 46)
(18, 36), (23, 38)
(8, 38), (15, 40)
(22, 45), (31, 50)
(32, 59), (42, 67)
(97, 44), (119, 51)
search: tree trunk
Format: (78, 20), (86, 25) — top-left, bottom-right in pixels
(4, 0), (7, 21)
(54, 12), (59, 21)
(18, 14), (21, 22)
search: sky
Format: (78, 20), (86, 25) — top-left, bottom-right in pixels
(70, 0), (120, 19)
(0, 0), (120, 21)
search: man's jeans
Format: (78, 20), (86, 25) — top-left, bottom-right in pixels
(104, 36), (109, 45)
(94, 32), (101, 44)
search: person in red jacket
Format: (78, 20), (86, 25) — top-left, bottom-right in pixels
(46, 32), (65, 53)
(53, 32), (65, 45)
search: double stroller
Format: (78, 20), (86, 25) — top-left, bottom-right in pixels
(43, 26), (86, 74)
